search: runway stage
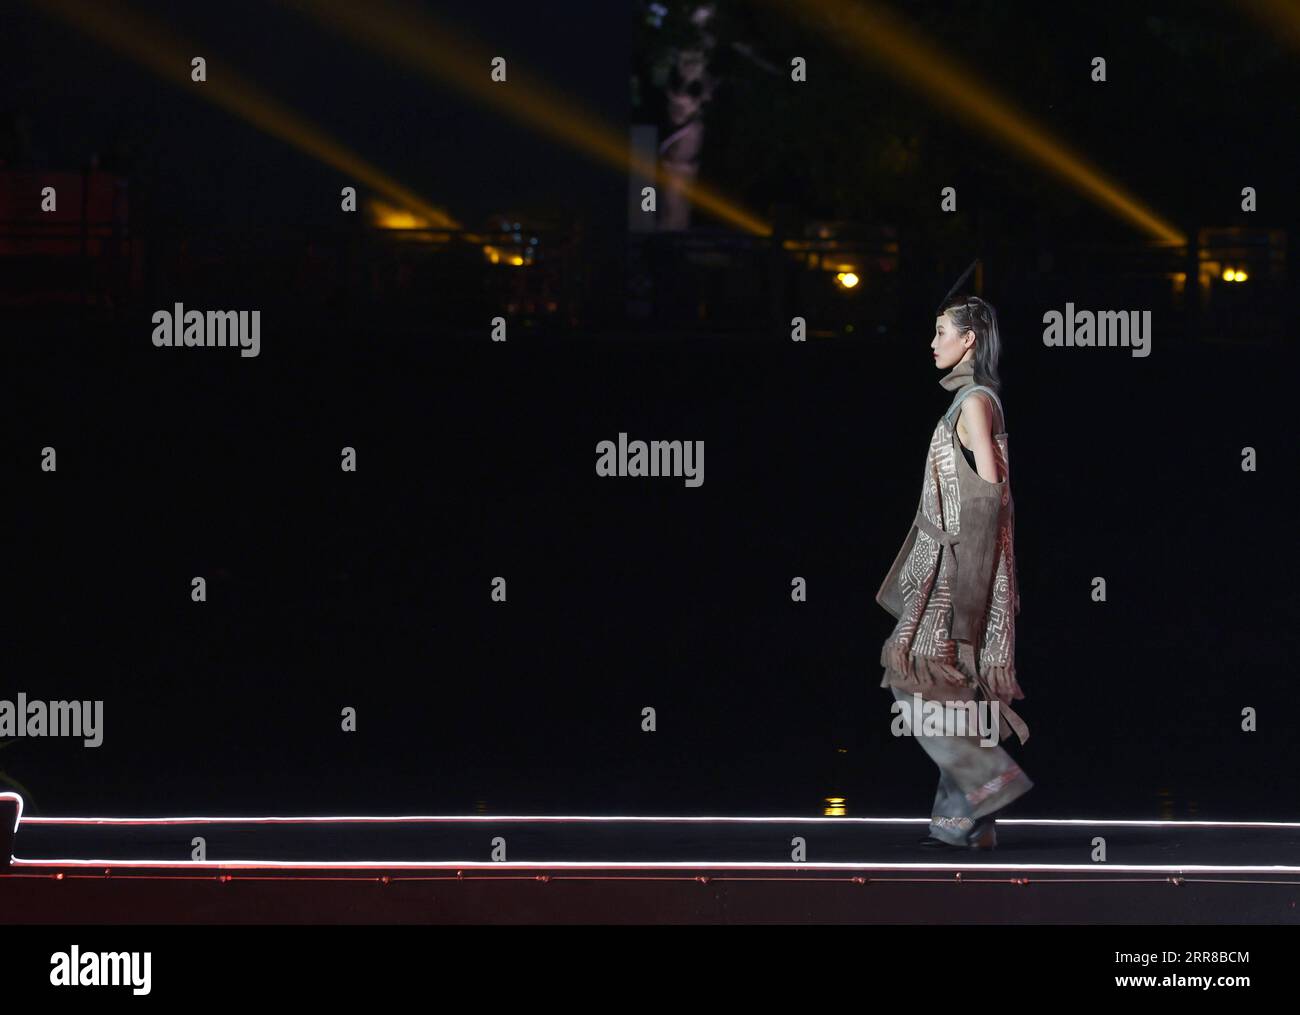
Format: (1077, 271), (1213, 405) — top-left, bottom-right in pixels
(3, 794), (1298, 923)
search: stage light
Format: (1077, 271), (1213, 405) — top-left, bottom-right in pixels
(1222, 268), (1234, 281)
(28, 0), (458, 231)
(281, 0), (771, 236)
(370, 199), (435, 231)
(481, 244), (531, 267)
(835, 271), (860, 289)
(766, 0), (1186, 245)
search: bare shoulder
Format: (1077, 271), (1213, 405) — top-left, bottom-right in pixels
(958, 391), (996, 437)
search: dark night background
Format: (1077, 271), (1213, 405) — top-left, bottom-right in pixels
(5, 0), (1298, 823)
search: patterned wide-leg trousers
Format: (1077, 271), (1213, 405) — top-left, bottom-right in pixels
(889, 681), (1032, 846)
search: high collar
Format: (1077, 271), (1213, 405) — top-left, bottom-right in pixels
(938, 358), (976, 393)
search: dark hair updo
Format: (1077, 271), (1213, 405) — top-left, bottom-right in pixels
(939, 293), (1002, 392)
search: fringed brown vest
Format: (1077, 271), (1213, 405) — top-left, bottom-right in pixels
(876, 359), (1028, 744)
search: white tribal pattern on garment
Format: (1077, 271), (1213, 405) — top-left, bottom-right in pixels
(880, 397), (1027, 743)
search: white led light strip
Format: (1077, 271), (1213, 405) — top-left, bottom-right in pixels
(4, 793), (1297, 873)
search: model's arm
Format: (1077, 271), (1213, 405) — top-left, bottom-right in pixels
(951, 394), (1003, 648)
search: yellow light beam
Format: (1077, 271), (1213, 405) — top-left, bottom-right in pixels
(279, 0), (772, 236)
(767, 0), (1186, 245)
(28, 0), (459, 229)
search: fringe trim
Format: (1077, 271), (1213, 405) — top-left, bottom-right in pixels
(977, 662), (1025, 702)
(879, 640), (970, 690)
(880, 642), (1026, 702)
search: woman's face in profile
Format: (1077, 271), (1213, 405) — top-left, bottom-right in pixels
(931, 312), (971, 369)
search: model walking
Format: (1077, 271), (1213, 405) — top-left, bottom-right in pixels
(876, 279), (1032, 850)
